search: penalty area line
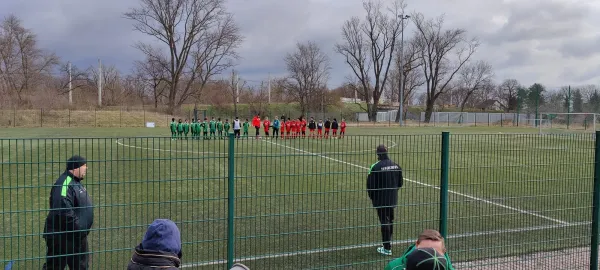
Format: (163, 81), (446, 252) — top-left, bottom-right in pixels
(264, 140), (569, 226)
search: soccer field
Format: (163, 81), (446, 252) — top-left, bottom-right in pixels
(0, 126), (595, 269)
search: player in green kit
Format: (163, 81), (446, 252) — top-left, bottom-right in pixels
(177, 119), (184, 139)
(243, 119), (249, 137)
(191, 119), (199, 139)
(224, 119), (231, 136)
(209, 117), (217, 140)
(170, 118), (177, 140)
(201, 118), (209, 139)
(183, 119), (190, 139)
(217, 118), (224, 139)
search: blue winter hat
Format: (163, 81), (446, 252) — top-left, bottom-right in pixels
(141, 219), (182, 257)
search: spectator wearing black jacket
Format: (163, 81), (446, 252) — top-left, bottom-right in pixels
(367, 145), (403, 256)
(43, 155), (93, 270)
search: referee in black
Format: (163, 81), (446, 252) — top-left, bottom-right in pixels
(43, 155), (94, 270)
(367, 144), (403, 256)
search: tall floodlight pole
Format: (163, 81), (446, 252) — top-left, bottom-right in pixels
(68, 62), (72, 105)
(398, 15), (410, 126)
(98, 59), (103, 106)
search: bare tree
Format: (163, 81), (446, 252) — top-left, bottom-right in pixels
(133, 57), (169, 108)
(494, 79), (520, 112)
(335, 0), (405, 121)
(284, 41), (331, 116)
(87, 64), (130, 106)
(412, 13), (479, 122)
(454, 60), (493, 112)
(0, 15), (58, 103)
(226, 69), (246, 117)
(388, 38), (425, 121)
(124, 0), (243, 114)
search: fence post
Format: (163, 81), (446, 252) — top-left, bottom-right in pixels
(227, 132), (236, 269)
(40, 108), (43, 127)
(591, 130), (600, 270)
(13, 107), (15, 127)
(440, 131), (450, 238)
(95, 108), (97, 127)
(120, 107), (123, 127)
(68, 109), (71, 127)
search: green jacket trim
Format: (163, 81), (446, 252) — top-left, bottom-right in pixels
(61, 176), (72, 197)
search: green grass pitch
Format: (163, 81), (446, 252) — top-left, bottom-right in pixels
(0, 126), (595, 269)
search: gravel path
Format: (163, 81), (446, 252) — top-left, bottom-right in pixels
(454, 247), (591, 269)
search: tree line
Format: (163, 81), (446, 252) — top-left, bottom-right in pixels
(1, 0), (599, 121)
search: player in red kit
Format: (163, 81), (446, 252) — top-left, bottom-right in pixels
(280, 118), (286, 139)
(340, 119), (347, 138)
(263, 117), (271, 137)
(285, 118), (292, 138)
(308, 117), (317, 138)
(301, 117), (307, 138)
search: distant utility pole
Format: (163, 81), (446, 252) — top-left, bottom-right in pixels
(98, 59), (102, 106)
(235, 74), (239, 104)
(68, 62), (72, 105)
(268, 73), (271, 104)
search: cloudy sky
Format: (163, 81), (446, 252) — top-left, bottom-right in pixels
(2, 0), (599, 90)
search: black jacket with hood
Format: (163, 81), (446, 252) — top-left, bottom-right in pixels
(367, 153), (403, 207)
(44, 170), (94, 238)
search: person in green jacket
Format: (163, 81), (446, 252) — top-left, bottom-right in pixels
(224, 119), (231, 136)
(170, 118), (177, 140)
(385, 229), (454, 270)
(242, 119), (250, 137)
(216, 118), (224, 139)
(176, 119), (184, 139)
(183, 119), (190, 139)
(209, 118), (217, 140)
(202, 118), (209, 139)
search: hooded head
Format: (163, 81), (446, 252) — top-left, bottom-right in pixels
(141, 219), (182, 258)
(376, 144), (389, 160)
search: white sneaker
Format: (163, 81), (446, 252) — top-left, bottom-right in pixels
(377, 246), (392, 256)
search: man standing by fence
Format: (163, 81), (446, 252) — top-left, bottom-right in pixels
(43, 155), (94, 270)
(367, 145), (403, 256)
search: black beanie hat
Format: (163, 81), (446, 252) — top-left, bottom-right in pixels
(406, 247), (447, 270)
(66, 155), (87, 171)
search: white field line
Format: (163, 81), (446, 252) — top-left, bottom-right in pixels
(115, 139), (215, 154)
(114, 138), (397, 155)
(264, 140), (570, 226)
(181, 221), (589, 267)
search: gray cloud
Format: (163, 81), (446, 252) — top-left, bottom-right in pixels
(1, 0), (599, 89)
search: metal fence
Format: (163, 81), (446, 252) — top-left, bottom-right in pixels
(1, 133), (599, 269)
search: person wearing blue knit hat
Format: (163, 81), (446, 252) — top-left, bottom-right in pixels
(128, 219), (182, 270)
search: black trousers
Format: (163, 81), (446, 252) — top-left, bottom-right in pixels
(272, 128), (279, 138)
(43, 234), (89, 270)
(234, 129), (241, 138)
(376, 207), (394, 250)
(255, 127), (260, 136)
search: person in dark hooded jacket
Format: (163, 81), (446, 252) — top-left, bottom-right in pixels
(128, 219), (182, 270)
(367, 144), (403, 257)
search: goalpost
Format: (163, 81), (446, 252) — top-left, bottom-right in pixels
(538, 113), (598, 132)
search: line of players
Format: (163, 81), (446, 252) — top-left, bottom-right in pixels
(256, 116), (347, 139)
(169, 116), (347, 139)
